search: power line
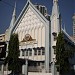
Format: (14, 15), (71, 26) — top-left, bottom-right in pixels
(0, 0), (14, 7)
(0, 0), (22, 11)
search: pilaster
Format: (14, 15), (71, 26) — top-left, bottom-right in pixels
(45, 22), (50, 72)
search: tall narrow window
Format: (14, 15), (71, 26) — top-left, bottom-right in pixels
(26, 50), (28, 56)
(38, 50), (41, 55)
(42, 49), (45, 55)
(0, 48), (2, 53)
(34, 50), (37, 55)
(29, 49), (32, 56)
(22, 49), (25, 56)
(41, 47), (45, 55)
(52, 46), (56, 54)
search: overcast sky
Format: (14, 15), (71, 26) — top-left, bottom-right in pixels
(0, 0), (75, 36)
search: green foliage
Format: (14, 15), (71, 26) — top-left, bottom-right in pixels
(5, 33), (20, 73)
(56, 32), (74, 74)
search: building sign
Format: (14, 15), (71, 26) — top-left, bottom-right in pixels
(20, 34), (36, 46)
(21, 34), (36, 42)
(25, 34), (31, 41)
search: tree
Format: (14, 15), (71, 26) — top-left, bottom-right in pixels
(6, 33), (20, 74)
(55, 32), (73, 74)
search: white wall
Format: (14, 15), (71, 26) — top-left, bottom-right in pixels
(14, 7), (46, 61)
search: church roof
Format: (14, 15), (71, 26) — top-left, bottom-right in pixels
(9, 0), (75, 46)
(11, 0), (49, 33)
(62, 29), (75, 45)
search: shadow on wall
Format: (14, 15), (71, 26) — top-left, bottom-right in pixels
(61, 71), (75, 75)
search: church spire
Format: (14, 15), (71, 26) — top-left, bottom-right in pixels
(53, 0), (58, 3)
(28, 0), (31, 2)
(52, 0), (59, 17)
(28, 0), (30, 2)
(9, 1), (16, 29)
(50, 0), (61, 73)
(64, 24), (66, 32)
(12, 1), (16, 19)
(8, 1), (16, 40)
(51, 0), (60, 34)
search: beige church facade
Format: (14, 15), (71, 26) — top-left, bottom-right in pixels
(5, 0), (50, 73)
(1, 0), (74, 75)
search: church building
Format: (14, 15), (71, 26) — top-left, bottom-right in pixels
(3, 0), (75, 75)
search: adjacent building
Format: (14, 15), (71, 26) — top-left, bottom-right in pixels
(72, 13), (75, 42)
(0, 34), (6, 59)
(0, 34), (6, 73)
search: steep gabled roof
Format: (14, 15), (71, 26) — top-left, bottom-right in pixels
(11, 0), (49, 33)
(62, 29), (74, 45)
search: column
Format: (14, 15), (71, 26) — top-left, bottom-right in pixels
(22, 60), (28, 75)
(1, 64), (4, 75)
(6, 41), (9, 57)
(40, 24), (43, 47)
(25, 60), (28, 75)
(45, 23), (49, 73)
(52, 58), (55, 75)
(6, 41), (9, 75)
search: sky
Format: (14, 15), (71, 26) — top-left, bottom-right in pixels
(0, 0), (75, 36)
